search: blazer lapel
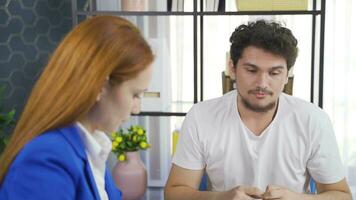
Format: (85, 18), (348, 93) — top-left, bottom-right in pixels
(59, 124), (101, 200)
(105, 166), (122, 199)
(84, 161), (101, 199)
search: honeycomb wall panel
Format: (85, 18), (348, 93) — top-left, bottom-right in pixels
(0, 0), (72, 120)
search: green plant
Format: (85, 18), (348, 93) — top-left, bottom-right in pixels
(111, 125), (150, 161)
(0, 86), (16, 154)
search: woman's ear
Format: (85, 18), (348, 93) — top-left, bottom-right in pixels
(96, 91), (102, 102)
(229, 59), (236, 80)
(96, 77), (110, 102)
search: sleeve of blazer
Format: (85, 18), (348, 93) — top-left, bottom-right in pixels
(0, 133), (78, 200)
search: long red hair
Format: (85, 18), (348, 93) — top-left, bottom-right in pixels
(0, 15), (153, 183)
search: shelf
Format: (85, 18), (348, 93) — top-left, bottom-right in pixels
(76, 11), (196, 16)
(75, 10), (322, 16)
(134, 112), (186, 117)
(72, 0), (326, 110)
(136, 101), (193, 116)
(199, 10), (322, 15)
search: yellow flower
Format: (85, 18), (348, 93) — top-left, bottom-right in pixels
(137, 128), (144, 135)
(118, 154), (126, 161)
(115, 136), (123, 143)
(111, 126), (150, 159)
(111, 132), (117, 138)
(132, 135), (138, 142)
(139, 141), (148, 149)
(112, 141), (119, 150)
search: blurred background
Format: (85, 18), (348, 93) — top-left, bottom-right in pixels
(0, 0), (355, 199)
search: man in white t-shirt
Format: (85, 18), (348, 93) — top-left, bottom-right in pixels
(164, 20), (352, 200)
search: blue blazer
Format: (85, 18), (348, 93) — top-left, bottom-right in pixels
(0, 124), (122, 200)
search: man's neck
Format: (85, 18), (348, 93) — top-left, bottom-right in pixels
(237, 97), (278, 136)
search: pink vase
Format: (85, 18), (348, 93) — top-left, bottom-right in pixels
(121, 0), (147, 11)
(112, 151), (147, 200)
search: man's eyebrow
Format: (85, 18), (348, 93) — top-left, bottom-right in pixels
(242, 63), (285, 70)
(242, 63), (258, 68)
(270, 66), (285, 70)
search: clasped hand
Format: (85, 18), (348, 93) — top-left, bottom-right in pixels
(223, 185), (300, 200)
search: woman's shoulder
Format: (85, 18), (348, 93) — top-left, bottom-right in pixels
(1, 126), (86, 199)
(26, 128), (73, 151)
(14, 125), (85, 167)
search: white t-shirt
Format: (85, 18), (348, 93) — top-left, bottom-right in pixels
(172, 90), (345, 193)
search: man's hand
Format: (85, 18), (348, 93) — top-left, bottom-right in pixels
(262, 185), (300, 200)
(219, 185), (265, 200)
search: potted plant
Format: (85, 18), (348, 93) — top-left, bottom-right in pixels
(111, 125), (150, 161)
(0, 86), (16, 154)
(110, 125), (150, 200)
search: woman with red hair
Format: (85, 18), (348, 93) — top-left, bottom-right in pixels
(0, 15), (154, 200)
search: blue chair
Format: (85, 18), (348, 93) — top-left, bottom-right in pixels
(199, 173), (208, 191)
(310, 178), (316, 194)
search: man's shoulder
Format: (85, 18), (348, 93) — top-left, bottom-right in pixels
(281, 93), (327, 118)
(184, 91), (236, 124)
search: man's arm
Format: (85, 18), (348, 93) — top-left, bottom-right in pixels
(164, 164), (216, 200)
(164, 164), (264, 200)
(312, 178), (352, 200)
(263, 178), (352, 200)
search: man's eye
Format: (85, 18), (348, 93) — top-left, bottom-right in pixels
(247, 69), (257, 73)
(270, 71), (281, 76)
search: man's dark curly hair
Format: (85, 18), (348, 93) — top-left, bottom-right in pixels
(230, 20), (298, 71)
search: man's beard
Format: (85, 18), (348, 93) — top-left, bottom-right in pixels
(239, 87), (276, 113)
(240, 96), (276, 113)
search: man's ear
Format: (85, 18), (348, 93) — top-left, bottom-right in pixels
(229, 59), (236, 80)
(285, 68), (291, 85)
(284, 76), (289, 85)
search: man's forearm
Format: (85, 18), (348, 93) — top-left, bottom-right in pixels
(164, 186), (222, 200)
(302, 191), (352, 200)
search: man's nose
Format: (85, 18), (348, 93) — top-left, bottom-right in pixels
(256, 73), (269, 88)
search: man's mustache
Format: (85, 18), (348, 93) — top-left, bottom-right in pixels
(248, 87), (273, 95)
